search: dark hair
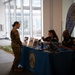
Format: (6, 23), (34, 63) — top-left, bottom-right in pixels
(48, 29), (59, 41)
(12, 21), (19, 27)
(63, 29), (70, 36)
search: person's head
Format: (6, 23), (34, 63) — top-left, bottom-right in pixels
(48, 30), (57, 37)
(12, 21), (20, 29)
(62, 29), (70, 39)
(48, 29), (59, 41)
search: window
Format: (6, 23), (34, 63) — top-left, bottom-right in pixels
(5, 0), (43, 41)
(5, 3), (10, 38)
(32, 10), (42, 37)
(23, 0), (29, 6)
(10, 0), (15, 26)
(23, 10), (30, 36)
(32, 0), (41, 7)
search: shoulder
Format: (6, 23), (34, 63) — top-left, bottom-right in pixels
(44, 37), (51, 40)
(69, 37), (75, 45)
(72, 37), (75, 42)
(71, 37), (75, 41)
(11, 29), (18, 34)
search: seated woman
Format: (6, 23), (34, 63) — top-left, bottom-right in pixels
(60, 29), (75, 50)
(41, 30), (59, 50)
(42, 29), (59, 45)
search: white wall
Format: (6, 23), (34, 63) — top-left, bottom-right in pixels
(52, 0), (62, 42)
(43, 0), (62, 42)
(43, 0), (51, 37)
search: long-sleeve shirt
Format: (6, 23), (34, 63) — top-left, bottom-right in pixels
(10, 28), (22, 48)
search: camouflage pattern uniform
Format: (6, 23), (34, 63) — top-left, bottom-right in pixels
(10, 28), (22, 70)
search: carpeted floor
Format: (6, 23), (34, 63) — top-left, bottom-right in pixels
(0, 49), (33, 75)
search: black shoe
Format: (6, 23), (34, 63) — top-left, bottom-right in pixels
(11, 68), (14, 71)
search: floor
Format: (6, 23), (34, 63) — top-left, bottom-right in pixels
(0, 39), (11, 46)
(0, 39), (34, 75)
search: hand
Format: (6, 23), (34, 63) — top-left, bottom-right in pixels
(60, 45), (71, 50)
(41, 37), (44, 40)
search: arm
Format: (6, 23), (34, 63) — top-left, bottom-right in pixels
(71, 46), (75, 50)
(44, 41), (50, 45)
(14, 30), (22, 47)
(60, 45), (75, 50)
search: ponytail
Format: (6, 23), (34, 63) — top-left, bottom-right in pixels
(12, 21), (19, 27)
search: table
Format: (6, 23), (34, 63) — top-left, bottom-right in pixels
(19, 45), (73, 75)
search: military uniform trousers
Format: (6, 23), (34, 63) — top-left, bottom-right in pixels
(11, 47), (21, 70)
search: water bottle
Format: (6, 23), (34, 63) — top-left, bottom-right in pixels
(41, 42), (43, 49)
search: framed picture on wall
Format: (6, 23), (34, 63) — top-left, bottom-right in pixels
(0, 24), (3, 31)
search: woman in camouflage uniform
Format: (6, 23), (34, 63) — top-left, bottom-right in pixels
(10, 21), (22, 72)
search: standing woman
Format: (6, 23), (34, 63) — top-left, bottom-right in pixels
(10, 21), (22, 72)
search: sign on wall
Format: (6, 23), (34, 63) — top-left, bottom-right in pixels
(0, 24), (3, 31)
(66, 3), (75, 34)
